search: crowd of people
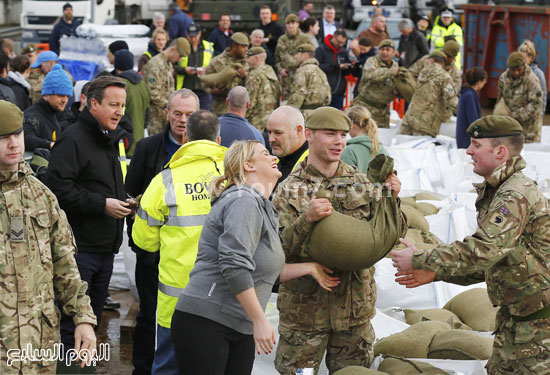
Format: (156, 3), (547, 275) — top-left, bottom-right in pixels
(0, 1), (549, 375)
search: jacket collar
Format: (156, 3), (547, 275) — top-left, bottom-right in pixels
(0, 161), (33, 184)
(78, 107), (119, 146)
(167, 140), (226, 168)
(474, 154), (526, 194)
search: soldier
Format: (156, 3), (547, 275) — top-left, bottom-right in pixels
(354, 39), (398, 128)
(142, 37), (191, 136)
(392, 115), (550, 375)
(497, 52), (543, 143)
(273, 107), (405, 375)
(0, 100), (96, 374)
(245, 47), (280, 131)
(275, 14), (312, 100)
(28, 50), (58, 104)
(203, 32), (249, 116)
(398, 51), (457, 137)
(287, 44), (331, 120)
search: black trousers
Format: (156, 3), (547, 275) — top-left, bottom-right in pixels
(171, 310), (255, 375)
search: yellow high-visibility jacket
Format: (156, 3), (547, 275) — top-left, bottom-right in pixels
(176, 40), (214, 90)
(429, 18), (463, 70)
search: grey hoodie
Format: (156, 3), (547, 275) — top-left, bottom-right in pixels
(175, 184), (285, 334)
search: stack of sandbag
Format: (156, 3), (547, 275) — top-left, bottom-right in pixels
(442, 288), (498, 332)
(427, 330), (494, 360)
(378, 357), (449, 375)
(404, 308), (471, 330)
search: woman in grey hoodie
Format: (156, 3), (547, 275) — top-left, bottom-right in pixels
(171, 140), (339, 375)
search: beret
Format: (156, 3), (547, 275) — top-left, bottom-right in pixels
(430, 50), (447, 59)
(306, 107), (351, 131)
(231, 32), (249, 46)
(507, 52), (525, 69)
(378, 39), (395, 49)
(297, 43), (315, 53)
(247, 47), (266, 57)
(285, 14), (298, 23)
(467, 115), (523, 139)
(442, 40), (459, 57)
(176, 37), (191, 57)
(0, 100), (24, 136)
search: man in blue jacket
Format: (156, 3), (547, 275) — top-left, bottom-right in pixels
(168, 2), (193, 40)
(49, 3), (80, 55)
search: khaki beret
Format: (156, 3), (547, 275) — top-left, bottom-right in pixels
(0, 100), (24, 136)
(297, 43), (315, 53)
(176, 37), (191, 57)
(507, 52), (525, 69)
(306, 107), (351, 131)
(21, 43), (37, 55)
(467, 115), (523, 139)
(430, 50), (447, 60)
(441, 40), (459, 57)
(247, 47), (266, 57)
(285, 14), (298, 23)
(231, 32), (249, 46)
(378, 39), (395, 49)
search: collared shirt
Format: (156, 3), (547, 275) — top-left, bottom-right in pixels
(323, 18), (337, 37)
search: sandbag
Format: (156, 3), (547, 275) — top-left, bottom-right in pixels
(400, 197), (417, 208)
(401, 205), (430, 233)
(378, 357), (449, 375)
(443, 288), (498, 332)
(415, 202), (439, 216)
(392, 67), (416, 102)
(309, 157), (405, 271)
(200, 63), (243, 87)
(404, 308), (471, 330)
(334, 366), (389, 375)
(404, 228), (423, 244)
(421, 231), (440, 245)
(414, 192), (441, 201)
(366, 153), (395, 184)
(493, 98), (511, 116)
(427, 329), (494, 360)
(374, 321), (451, 358)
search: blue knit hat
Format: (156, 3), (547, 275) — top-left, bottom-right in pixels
(42, 64), (73, 96)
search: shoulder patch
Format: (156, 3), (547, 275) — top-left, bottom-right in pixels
(149, 78), (155, 84)
(499, 206), (510, 216)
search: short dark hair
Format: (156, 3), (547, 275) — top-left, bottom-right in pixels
(299, 17), (317, 33)
(0, 50), (9, 73)
(260, 5), (271, 11)
(334, 29), (347, 39)
(358, 37), (373, 47)
(86, 75), (126, 107)
(186, 110), (220, 142)
(465, 67), (487, 86)
(81, 81), (92, 97)
(10, 55), (30, 73)
(219, 13), (230, 20)
(490, 134), (524, 156)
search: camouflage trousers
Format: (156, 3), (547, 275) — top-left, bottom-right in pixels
(275, 322), (375, 375)
(281, 72), (294, 101)
(147, 105), (166, 136)
(522, 120), (542, 143)
(398, 122), (434, 137)
(486, 307), (550, 375)
(353, 99), (390, 128)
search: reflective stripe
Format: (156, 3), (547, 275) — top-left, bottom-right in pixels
(165, 214), (207, 227)
(158, 281), (184, 298)
(136, 206), (165, 226)
(144, 51), (152, 59)
(176, 40), (214, 89)
(292, 149), (309, 172)
(118, 140), (127, 181)
(161, 169), (178, 217)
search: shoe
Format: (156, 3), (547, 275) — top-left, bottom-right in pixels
(104, 296), (121, 311)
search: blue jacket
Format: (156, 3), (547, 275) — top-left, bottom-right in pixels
(456, 86), (481, 149)
(49, 18), (80, 54)
(208, 27), (231, 56)
(169, 10), (193, 40)
(219, 113), (265, 148)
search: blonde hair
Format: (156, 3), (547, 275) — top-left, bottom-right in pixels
(346, 106), (380, 156)
(518, 40), (536, 59)
(209, 140), (262, 198)
(152, 28), (168, 42)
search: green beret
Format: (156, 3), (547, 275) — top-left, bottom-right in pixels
(507, 52), (525, 69)
(378, 39), (395, 49)
(441, 40), (459, 57)
(297, 43), (315, 53)
(430, 50), (447, 60)
(306, 107), (351, 131)
(176, 37), (191, 57)
(247, 47), (266, 57)
(231, 32), (249, 46)
(285, 14), (298, 23)
(467, 115), (523, 139)
(0, 100), (24, 136)
(21, 43), (37, 55)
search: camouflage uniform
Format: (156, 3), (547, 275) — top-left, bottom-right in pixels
(0, 162), (96, 374)
(354, 55), (398, 128)
(275, 31), (312, 100)
(204, 49), (245, 116)
(399, 63), (458, 137)
(287, 58), (331, 120)
(28, 68), (44, 105)
(412, 155), (550, 375)
(245, 63), (280, 131)
(498, 66), (543, 143)
(272, 161), (407, 375)
(142, 53), (175, 136)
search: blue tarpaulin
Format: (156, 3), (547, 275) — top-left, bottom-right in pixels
(60, 59), (103, 81)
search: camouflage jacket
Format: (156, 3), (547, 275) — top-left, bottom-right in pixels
(0, 162), (96, 374)
(409, 54), (461, 95)
(287, 58), (331, 110)
(142, 53), (175, 110)
(275, 31), (312, 73)
(28, 68), (44, 105)
(245, 63), (280, 131)
(357, 55), (398, 107)
(273, 160), (406, 331)
(402, 63), (458, 137)
(413, 155), (550, 317)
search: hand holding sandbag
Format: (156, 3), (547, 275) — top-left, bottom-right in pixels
(200, 63), (244, 88)
(392, 67), (416, 103)
(305, 192), (333, 223)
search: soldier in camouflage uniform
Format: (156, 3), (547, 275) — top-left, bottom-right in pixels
(497, 52), (543, 143)
(287, 44), (331, 120)
(273, 107), (406, 375)
(142, 37), (190, 136)
(399, 51), (458, 137)
(354, 39), (399, 128)
(0, 100), (96, 374)
(203, 32), (249, 117)
(275, 14), (312, 100)
(28, 51), (59, 104)
(245, 47), (280, 131)
(393, 115), (550, 375)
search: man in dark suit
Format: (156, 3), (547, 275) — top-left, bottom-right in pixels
(317, 5), (342, 43)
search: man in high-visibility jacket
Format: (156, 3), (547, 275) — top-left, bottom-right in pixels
(175, 23), (214, 110)
(132, 110), (226, 375)
(428, 8), (463, 70)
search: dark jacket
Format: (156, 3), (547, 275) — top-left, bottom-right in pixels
(208, 27), (232, 56)
(23, 97), (64, 151)
(0, 76), (17, 106)
(276, 141), (308, 186)
(138, 41), (162, 72)
(5, 73), (31, 111)
(169, 9), (193, 40)
(259, 21), (284, 56)
(398, 28), (429, 68)
(49, 18), (80, 55)
(45, 108), (126, 254)
(456, 86), (481, 149)
(315, 35), (351, 96)
(317, 19), (342, 42)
